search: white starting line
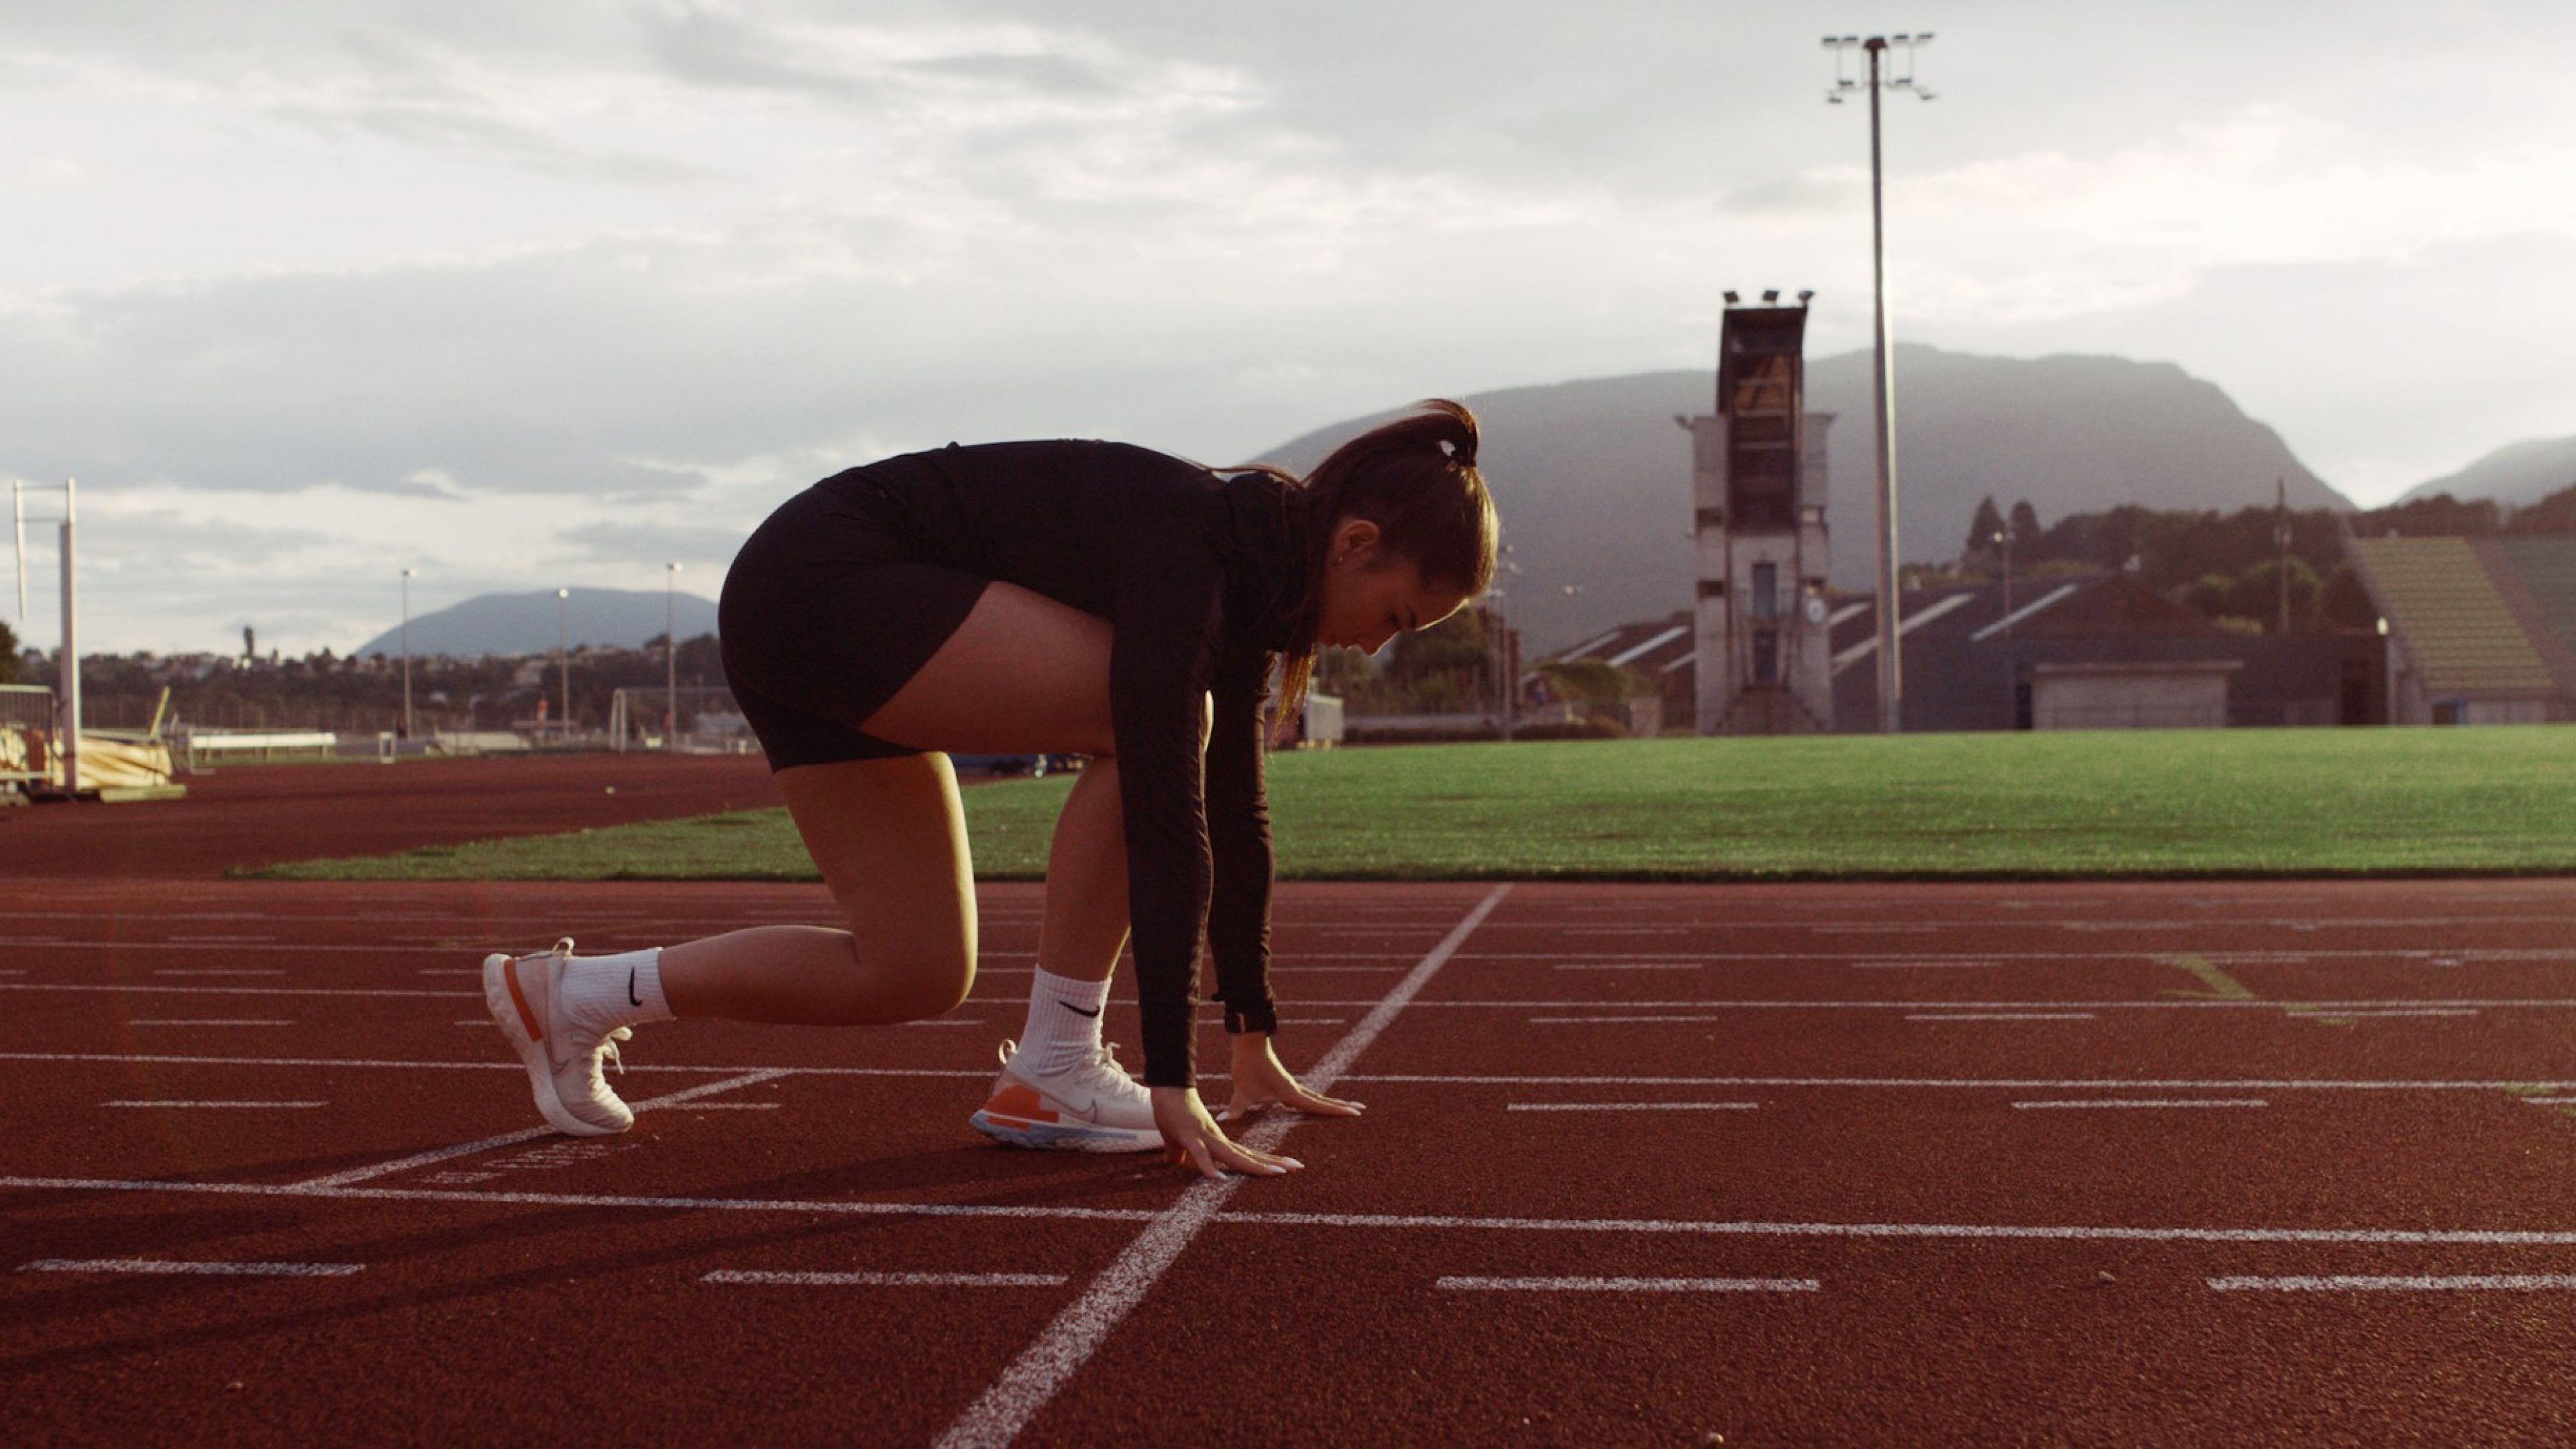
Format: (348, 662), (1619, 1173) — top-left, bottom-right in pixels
(101, 1099), (328, 1110)
(706, 1270), (1066, 1288)
(1507, 1102), (1760, 1112)
(2012, 1099), (2269, 1111)
(1907, 1013), (2098, 1022)
(1438, 1275), (1818, 1293)
(124, 1020), (294, 1028)
(2209, 1275), (2576, 1293)
(19, 1258), (363, 1278)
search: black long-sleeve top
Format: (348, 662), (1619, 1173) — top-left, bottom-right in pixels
(818, 440), (1304, 1088)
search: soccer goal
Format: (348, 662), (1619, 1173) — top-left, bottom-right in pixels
(607, 685), (749, 753)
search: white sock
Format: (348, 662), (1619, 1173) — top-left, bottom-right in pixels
(1013, 967), (1110, 1079)
(557, 947), (676, 1038)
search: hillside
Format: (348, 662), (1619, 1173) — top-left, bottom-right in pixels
(2398, 435), (2576, 508)
(354, 588), (720, 658)
(1261, 345), (2351, 649)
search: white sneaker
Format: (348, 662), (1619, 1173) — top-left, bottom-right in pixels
(968, 1040), (1161, 1152)
(484, 937), (636, 1137)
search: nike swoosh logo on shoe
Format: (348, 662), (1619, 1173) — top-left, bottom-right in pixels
(628, 969), (642, 1008)
(1062, 1002), (1101, 1018)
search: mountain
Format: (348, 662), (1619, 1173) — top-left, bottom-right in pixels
(1260, 345), (2352, 650)
(354, 588), (720, 659)
(2396, 435), (2576, 509)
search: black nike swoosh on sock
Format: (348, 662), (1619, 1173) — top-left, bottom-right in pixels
(1062, 1001), (1102, 1018)
(628, 969), (643, 1008)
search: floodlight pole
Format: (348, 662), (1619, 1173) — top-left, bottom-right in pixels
(2274, 476), (2292, 635)
(400, 567), (417, 741)
(1827, 31), (1935, 733)
(555, 587), (572, 740)
(58, 480), (78, 797)
(665, 563), (680, 751)
(11, 481), (25, 622)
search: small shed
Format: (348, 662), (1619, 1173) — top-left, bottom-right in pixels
(2025, 659), (2241, 731)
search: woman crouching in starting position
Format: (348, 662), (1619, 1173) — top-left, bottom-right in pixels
(482, 401), (1499, 1176)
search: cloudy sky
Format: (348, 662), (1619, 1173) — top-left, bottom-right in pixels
(6, 1), (2574, 655)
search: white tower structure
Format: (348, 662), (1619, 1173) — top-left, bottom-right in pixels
(1684, 294), (1835, 735)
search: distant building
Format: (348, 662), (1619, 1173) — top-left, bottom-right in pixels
(2348, 535), (2576, 723)
(1829, 572), (2383, 731)
(1680, 296), (1835, 735)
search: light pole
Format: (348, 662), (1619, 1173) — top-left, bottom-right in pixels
(1990, 529), (2013, 638)
(1826, 30), (1935, 733)
(399, 567), (417, 741)
(664, 562), (681, 751)
(555, 587), (571, 739)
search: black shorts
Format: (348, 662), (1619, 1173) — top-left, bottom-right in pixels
(718, 476), (990, 771)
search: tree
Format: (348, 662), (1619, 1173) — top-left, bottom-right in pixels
(0, 616), (15, 684)
(2008, 500), (2042, 547)
(1962, 496), (2006, 563)
(2508, 480), (2576, 535)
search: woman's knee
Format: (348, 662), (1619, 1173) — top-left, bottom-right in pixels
(850, 926), (976, 1020)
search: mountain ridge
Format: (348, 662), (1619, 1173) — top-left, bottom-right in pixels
(1261, 344), (2352, 649)
(354, 588), (720, 659)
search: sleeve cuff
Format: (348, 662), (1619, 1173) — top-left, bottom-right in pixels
(1221, 996), (1277, 1036)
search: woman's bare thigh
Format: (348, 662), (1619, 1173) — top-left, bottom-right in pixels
(860, 581), (1116, 756)
(774, 753), (976, 974)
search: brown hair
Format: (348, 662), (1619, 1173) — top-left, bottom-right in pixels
(1263, 399), (1499, 734)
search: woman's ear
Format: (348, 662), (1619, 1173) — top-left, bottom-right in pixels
(1332, 517), (1383, 567)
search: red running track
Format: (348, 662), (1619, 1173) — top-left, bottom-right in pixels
(9, 875), (2576, 1445)
(0, 753), (782, 879)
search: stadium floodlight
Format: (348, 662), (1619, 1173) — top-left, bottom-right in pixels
(556, 587), (571, 738)
(1761, 288), (1780, 303)
(1825, 30), (1940, 733)
(1723, 290), (1741, 304)
(665, 562), (681, 752)
(1798, 289), (1816, 305)
(400, 567), (418, 741)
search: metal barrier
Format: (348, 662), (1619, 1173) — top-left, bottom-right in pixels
(0, 684), (58, 785)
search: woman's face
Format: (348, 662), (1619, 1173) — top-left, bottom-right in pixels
(1315, 517), (1474, 656)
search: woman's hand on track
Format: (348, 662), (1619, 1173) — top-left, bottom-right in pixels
(1225, 1033), (1364, 1124)
(1150, 1086), (1301, 1181)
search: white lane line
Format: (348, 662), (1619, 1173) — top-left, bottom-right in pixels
(662, 1102), (782, 1111)
(1908, 1013), (2098, 1022)
(7, 984), (467, 1000)
(166, 935), (277, 944)
(1438, 1275), (1817, 1293)
(2288, 1008), (2479, 1019)
(0, 1173), (1163, 1222)
(1506, 1102), (1759, 1112)
(1275, 1016), (1347, 1026)
(1350, 1074), (2548, 1091)
(2012, 1099), (2269, 1111)
(933, 882), (1513, 1449)
(152, 970), (287, 979)
(456, 1020), (494, 1027)
(2520, 1096), (2576, 1106)
(125, 1020), (294, 1028)
(0, 1050), (1000, 1078)
(1854, 961), (2000, 970)
(1529, 1015), (1722, 1024)
(1552, 963), (1703, 972)
(101, 1100), (327, 1109)
(293, 1069), (794, 1189)
(23, 1171), (2576, 1250)
(2210, 1275), (2576, 1293)
(0, 969), (25, 976)
(19, 1258), (362, 1278)
(706, 1270), (1066, 1288)
(901, 1019), (983, 1028)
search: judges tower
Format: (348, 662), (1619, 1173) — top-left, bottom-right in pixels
(1683, 293), (1835, 734)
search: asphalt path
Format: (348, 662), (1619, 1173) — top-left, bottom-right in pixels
(8, 876), (2576, 1444)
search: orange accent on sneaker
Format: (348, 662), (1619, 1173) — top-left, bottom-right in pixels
(981, 1083), (1057, 1124)
(502, 957), (544, 1042)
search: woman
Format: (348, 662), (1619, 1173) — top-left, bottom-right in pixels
(484, 401), (1499, 1178)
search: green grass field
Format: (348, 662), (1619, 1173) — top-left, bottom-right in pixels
(250, 727), (2576, 883)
